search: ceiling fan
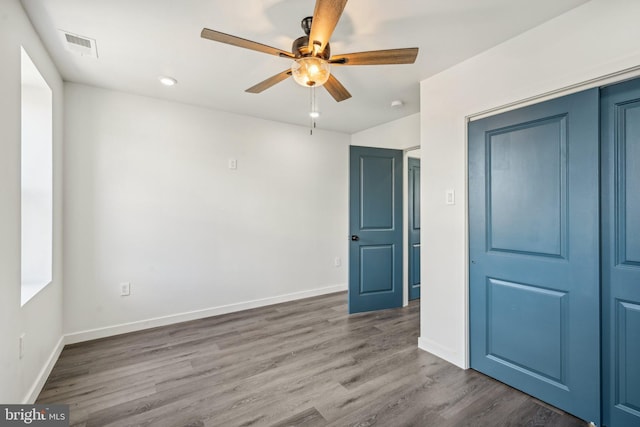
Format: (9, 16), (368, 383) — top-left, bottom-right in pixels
(201, 0), (419, 102)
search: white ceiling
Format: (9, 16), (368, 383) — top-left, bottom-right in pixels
(21, 0), (588, 134)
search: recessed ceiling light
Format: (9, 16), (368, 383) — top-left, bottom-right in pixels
(391, 100), (404, 108)
(309, 111), (320, 119)
(159, 76), (177, 86)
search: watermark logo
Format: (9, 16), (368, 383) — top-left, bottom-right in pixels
(0, 405), (69, 427)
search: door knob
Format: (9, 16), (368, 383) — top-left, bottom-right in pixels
(351, 235), (360, 241)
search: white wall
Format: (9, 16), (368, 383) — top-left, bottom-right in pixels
(63, 84), (350, 340)
(419, 0), (640, 368)
(0, 0), (64, 403)
(351, 113), (420, 150)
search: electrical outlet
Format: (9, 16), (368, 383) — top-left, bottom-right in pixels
(120, 282), (131, 296)
(19, 333), (25, 359)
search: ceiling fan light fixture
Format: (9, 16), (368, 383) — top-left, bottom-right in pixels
(291, 57), (331, 87)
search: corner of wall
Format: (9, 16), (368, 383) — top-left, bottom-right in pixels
(0, 0), (65, 404)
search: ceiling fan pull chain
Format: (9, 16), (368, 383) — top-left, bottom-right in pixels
(310, 87), (313, 135)
(309, 86), (318, 135)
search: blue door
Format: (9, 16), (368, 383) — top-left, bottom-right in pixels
(408, 157), (421, 300)
(601, 78), (640, 427)
(349, 146), (403, 314)
(468, 89), (600, 424)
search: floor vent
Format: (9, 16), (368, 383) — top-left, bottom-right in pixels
(58, 30), (98, 58)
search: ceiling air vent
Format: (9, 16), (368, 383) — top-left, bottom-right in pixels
(58, 30), (98, 58)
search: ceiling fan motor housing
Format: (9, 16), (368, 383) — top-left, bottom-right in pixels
(292, 36), (331, 59)
(293, 17), (331, 59)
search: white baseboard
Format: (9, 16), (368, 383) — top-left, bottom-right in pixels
(65, 284), (347, 345)
(22, 335), (65, 404)
(418, 336), (467, 369)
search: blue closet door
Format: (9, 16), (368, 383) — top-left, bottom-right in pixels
(468, 89), (600, 424)
(601, 78), (640, 427)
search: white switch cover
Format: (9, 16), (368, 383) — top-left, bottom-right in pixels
(334, 257), (341, 267)
(120, 282), (131, 296)
(446, 189), (455, 205)
(228, 159), (237, 170)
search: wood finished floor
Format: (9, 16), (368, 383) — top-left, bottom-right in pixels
(37, 292), (586, 427)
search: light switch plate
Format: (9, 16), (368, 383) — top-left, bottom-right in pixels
(120, 282), (130, 296)
(446, 189), (455, 205)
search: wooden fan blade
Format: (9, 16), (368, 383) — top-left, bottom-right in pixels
(308, 0), (348, 55)
(245, 70), (292, 94)
(201, 28), (295, 59)
(330, 48), (419, 65)
(324, 74), (351, 102)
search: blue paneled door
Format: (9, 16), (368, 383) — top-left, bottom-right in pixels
(601, 78), (640, 427)
(408, 157), (421, 300)
(468, 89), (600, 424)
(349, 146), (403, 314)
